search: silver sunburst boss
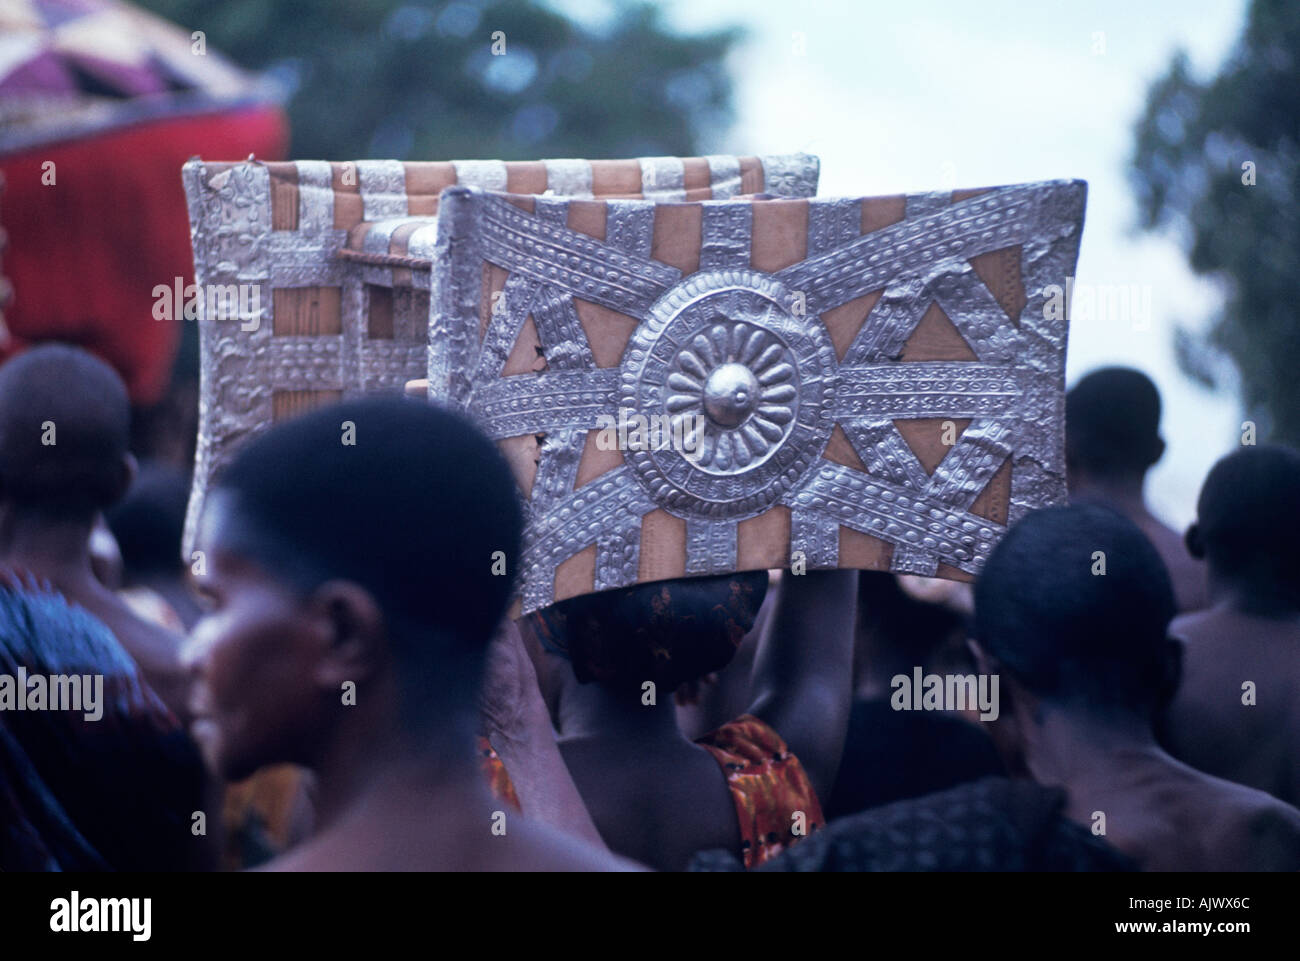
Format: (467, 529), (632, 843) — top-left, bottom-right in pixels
(432, 180), (1086, 613)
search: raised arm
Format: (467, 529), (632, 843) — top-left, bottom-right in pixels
(480, 618), (607, 849)
(745, 569), (858, 801)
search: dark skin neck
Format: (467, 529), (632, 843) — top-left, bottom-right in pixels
(0, 503), (100, 588)
(307, 676), (481, 831)
(1018, 702), (1165, 788)
(271, 696), (631, 872)
(1069, 471), (1148, 515)
(1205, 565), (1300, 620)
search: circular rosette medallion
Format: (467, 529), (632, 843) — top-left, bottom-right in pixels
(620, 270), (837, 520)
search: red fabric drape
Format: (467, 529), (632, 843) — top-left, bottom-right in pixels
(0, 105), (287, 403)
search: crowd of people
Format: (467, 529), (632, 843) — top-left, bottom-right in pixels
(1, 344), (1297, 871)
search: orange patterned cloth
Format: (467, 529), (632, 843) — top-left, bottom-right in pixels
(478, 736), (521, 811)
(697, 714), (824, 869)
(222, 764), (314, 871)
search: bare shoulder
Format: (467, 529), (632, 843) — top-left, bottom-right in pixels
(508, 821), (647, 872)
(1205, 778), (1300, 871)
(1235, 796), (1300, 871)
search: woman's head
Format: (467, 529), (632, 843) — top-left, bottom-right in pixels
(184, 397), (522, 780)
(526, 571), (769, 695)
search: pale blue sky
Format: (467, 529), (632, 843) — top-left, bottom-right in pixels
(559, 0), (1250, 527)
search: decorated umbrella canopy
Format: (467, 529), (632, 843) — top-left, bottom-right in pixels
(0, 0), (287, 404)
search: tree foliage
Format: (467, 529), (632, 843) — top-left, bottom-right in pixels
(138, 0), (742, 161)
(1131, 0), (1300, 444)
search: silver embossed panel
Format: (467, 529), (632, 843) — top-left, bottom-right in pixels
(431, 180), (1086, 613)
(180, 152), (820, 555)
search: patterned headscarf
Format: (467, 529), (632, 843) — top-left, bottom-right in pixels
(525, 572), (769, 691)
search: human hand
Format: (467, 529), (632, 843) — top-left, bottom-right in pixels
(479, 617), (549, 747)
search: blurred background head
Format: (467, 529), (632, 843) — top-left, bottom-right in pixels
(1187, 444), (1300, 605)
(1066, 366), (1165, 487)
(0, 343), (133, 520)
(974, 504), (1179, 720)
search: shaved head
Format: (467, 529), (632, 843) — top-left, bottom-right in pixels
(0, 343), (132, 514)
(1066, 367), (1163, 479)
(975, 504), (1177, 712)
(1193, 445), (1300, 590)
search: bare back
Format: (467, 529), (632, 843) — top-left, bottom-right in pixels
(1062, 753), (1300, 871)
(1132, 513), (1208, 612)
(559, 735), (740, 871)
(1163, 608), (1300, 807)
(267, 785), (641, 872)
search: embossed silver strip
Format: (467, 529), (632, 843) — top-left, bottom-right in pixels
(685, 518), (738, 575)
(835, 363), (1027, 420)
(791, 510), (839, 567)
(785, 462), (1004, 574)
(520, 466), (656, 609)
(361, 217), (405, 257)
(429, 186), (479, 403)
(639, 156), (685, 200)
(406, 222), (439, 261)
(357, 160), (408, 220)
(841, 420), (931, 491)
(532, 196), (570, 225)
(477, 193), (681, 316)
(777, 184), (1041, 317)
(930, 264), (1021, 364)
(359, 339), (425, 391)
(294, 160), (334, 234)
(531, 283), (594, 371)
(605, 200), (655, 259)
(264, 233), (340, 255)
(904, 190), (950, 219)
(594, 525), (643, 592)
(544, 159), (593, 198)
(807, 198), (862, 256)
(532, 429), (586, 508)
(890, 544), (939, 576)
(453, 159), (509, 190)
(759, 153), (820, 198)
(1009, 456), (1064, 527)
(839, 279), (929, 366)
(699, 202), (753, 271)
(268, 263), (346, 288)
(472, 273), (538, 383)
(470, 368), (619, 439)
(925, 419), (1013, 509)
(259, 338), (345, 386)
(705, 155), (742, 199)
(340, 276), (365, 397)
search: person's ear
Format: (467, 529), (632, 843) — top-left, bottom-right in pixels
(306, 580), (385, 691)
(1149, 435), (1167, 469)
(111, 452), (137, 504)
(1185, 522), (1206, 560)
(967, 636), (1030, 775)
(967, 637), (1018, 712)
